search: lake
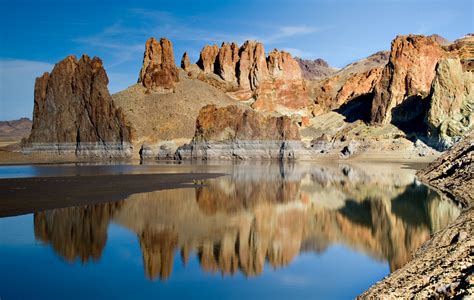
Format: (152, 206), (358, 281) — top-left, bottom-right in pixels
(0, 162), (460, 299)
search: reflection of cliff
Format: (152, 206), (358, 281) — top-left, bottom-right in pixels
(33, 163), (460, 279)
(34, 202), (121, 263)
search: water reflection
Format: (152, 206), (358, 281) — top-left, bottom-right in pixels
(32, 163), (460, 280)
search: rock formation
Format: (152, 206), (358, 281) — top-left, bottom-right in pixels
(370, 35), (446, 125)
(215, 42), (239, 83)
(137, 37), (179, 92)
(426, 59), (474, 148)
(308, 51), (389, 116)
(197, 44), (220, 73)
(176, 104), (302, 160)
(195, 41), (310, 115)
(295, 57), (336, 79)
(26, 55), (131, 156)
(180, 51), (190, 70)
(311, 67), (383, 116)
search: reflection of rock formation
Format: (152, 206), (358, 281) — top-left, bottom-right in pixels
(33, 163), (460, 279)
(34, 202), (121, 263)
(139, 228), (178, 280)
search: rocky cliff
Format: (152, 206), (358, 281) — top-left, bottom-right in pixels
(175, 104), (303, 160)
(308, 51), (389, 116)
(137, 37), (179, 92)
(26, 55), (132, 156)
(370, 35), (446, 125)
(426, 58), (474, 149)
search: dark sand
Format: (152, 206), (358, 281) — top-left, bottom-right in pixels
(0, 173), (224, 217)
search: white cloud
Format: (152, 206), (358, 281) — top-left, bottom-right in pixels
(282, 47), (316, 59)
(0, 59), (54, 120)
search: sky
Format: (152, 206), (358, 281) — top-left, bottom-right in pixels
(0, 0), (472, 120)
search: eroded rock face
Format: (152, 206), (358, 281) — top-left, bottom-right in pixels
(197, 44), (220, 73)
(27, 55), (131, 156)
(194, 104), (300, 141)
(427, 59), (474, 148)
(176, 104), (302, 160)
(237, 41), (269, 90)
(215, 42), (239, 83)
(195, 41), (310, 115)
(370, 35), (446, 125)
(138, 37), (179, 92)
(180, 52), (190, 70)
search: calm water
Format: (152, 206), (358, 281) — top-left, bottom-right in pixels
(0, 162), (460, 299)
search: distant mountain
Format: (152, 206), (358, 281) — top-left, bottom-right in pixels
(295, 57), (337, 79)
(0, 117), (32, 140)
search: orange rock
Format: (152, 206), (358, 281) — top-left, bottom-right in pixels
(370, 35), (446, 124)
(180, 51), (190, 70)
(138, 37), (179, 92)
(197, 44), (219, 73)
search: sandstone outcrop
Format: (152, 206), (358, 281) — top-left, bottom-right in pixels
(197, 44), (220, 74)
(370, 35), (446, 125)
(26, 55), (131, 156)
(180, 51), (190, 70)
(195, 41), (310, 115)
(308, 51), (389, 116)
(176, 104), (303, 160)
(311, 67), (383, 116)
(138, 37), (179, 92)
(426, 58), (474, 148)
(295, 57), (335, 79)
(215, 42), (239, 83)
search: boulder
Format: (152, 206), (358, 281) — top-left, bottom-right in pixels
(138, 37), (179, 92)
(27, 55), (131, 156)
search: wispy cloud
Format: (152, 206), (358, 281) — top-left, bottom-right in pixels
(75, 9), (328, 68)
(282, 47), (316, 59)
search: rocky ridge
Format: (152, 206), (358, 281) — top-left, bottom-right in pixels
(195, 41), (310, 115)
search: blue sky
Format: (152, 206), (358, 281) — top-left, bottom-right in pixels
(0, 0), (472, 120)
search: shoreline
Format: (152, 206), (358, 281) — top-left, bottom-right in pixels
(360, 135), (473, 298)
(0, 172), (225, 217)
